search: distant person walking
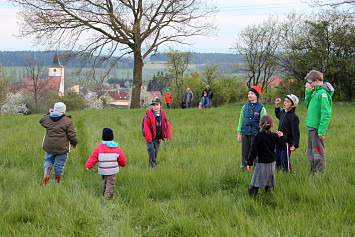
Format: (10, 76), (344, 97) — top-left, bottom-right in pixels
(202, 85), (213, 108)
(183, 88), (194, 108)
(164, 89), (173, 109)
(39, 102), (78, 185)
(85, 128), (126, 199)
(247, 115), (286, 197)
(200, 91), (210, 109)
(305, 70), (334, 173)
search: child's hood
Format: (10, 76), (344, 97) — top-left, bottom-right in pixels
(103, 141), (119, 148)
(320, 82), (335, 96)
(49, 112), (65, 122)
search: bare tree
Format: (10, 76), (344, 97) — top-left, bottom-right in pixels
(201, 63), (221, 86)
(23, 57), (48, 113)
(163, 48), (192, 103)
(233, 18), (281, 91)
(308, 0), (355, 7)
(11, 0), (217, 108)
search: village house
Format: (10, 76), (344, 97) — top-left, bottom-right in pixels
(21, 52), (65, 96)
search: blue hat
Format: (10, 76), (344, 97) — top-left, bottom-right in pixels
(167, 89), (170, 92)
(102, 128), (114, 141)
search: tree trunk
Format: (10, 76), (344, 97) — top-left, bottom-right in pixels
(131, 53), (143, 109)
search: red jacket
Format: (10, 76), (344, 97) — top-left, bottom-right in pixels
(143, 109), (171, 143)
(85, 143), (126, 175)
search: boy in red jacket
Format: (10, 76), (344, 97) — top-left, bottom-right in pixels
(85, 128), (126, 199)
(143, 98), (171, 167)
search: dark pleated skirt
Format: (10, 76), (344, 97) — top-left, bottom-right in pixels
(250, 161), (276, 188)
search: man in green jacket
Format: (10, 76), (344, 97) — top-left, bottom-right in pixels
(305, 70), (334, 173)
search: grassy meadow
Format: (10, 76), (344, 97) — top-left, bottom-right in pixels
(0, 102), (354, 236)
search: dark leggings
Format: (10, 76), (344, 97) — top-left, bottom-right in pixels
(248, 185), (273, 196)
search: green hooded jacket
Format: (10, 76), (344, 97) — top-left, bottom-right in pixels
(305, 82), (334, 136)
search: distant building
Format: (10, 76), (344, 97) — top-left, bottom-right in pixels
(68, 85), (80, 94)
(141, 84), (161, 100)
(48, 52), (65, 95)
(21, 52), (65, 96)
(268, 76), (282, 87)
(107, 88), (130, 108)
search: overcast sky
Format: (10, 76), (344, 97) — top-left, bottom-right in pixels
(0, 0), (317, 53)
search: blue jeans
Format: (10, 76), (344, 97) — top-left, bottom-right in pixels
(146, 139), (161, 167)
(276, 143), (292, 172)
(44, 153), (68, 177)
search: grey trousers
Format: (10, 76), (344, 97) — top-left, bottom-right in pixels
(241, 134), (256, 169)
(102, 174), (116, 199)
(307, 130), (326, 173)
(147, 139), (161, 167)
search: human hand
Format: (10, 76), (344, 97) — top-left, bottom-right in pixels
(290, 146), (296, 151)
(49, 108), (54, 113)
(319, 135), (325, 139)
(275, 98), (281, 107)
(237, 134), (241, 143)
(305, 82), (313, 91)
(72, 145), (77, 149)
(247, 166), (252, 172)
(86, 167), (89, 171)
(276, 131), (284, 137)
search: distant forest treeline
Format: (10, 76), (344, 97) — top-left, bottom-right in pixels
(149, 52), (241, 64)
(0, 51), (240, 68)
(0, 51), (133, 68)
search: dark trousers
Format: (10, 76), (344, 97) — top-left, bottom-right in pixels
(102, 174), (116, 199)
(276, 143), (292, 172)
(241, 134), (256, 169)
(166, 103), (171, 109)
(146, 139), (161, 167)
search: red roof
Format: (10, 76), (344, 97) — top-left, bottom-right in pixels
(21, 77), (61, 94)
(108, 89), (130, 101)
(268, 76), (282, 87)
(149, 91), (161, 99)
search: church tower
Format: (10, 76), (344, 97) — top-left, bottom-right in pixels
(48, 52), (65, 96)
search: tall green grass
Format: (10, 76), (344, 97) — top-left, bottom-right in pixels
(0, 103), (354, 236)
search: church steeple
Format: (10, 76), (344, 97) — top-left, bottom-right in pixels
(52, 51), (63, 67)
(48, 51), (65, 96)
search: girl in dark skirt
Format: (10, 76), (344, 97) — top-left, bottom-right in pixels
(247, 115), (286, 196)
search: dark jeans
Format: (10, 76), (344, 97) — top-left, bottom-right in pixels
(276, 143), (292, 172)
(241, 134), (256, 169)
(146, 139), (161, 167)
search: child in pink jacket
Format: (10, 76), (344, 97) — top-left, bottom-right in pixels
(85, 128), (126, 199)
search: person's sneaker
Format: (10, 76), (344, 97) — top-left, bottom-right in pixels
(41, 175), (50, 186)
(55, 176), (61, 183)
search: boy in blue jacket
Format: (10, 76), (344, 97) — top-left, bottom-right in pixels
(237, 86), (266, 170)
